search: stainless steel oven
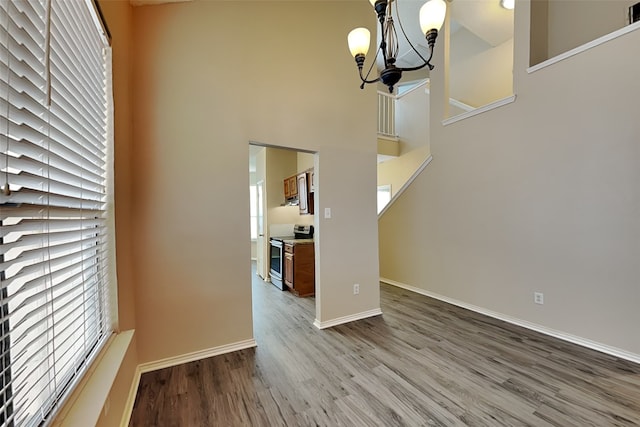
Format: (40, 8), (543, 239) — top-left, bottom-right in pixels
(269, 224), (313, 291)
(269, 238), (285, 290)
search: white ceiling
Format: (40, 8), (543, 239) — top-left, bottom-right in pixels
(450, 0), (514, 47)
(389, 0), (514, 69)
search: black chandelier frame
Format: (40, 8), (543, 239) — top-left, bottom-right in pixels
(354, 0), (441, 93)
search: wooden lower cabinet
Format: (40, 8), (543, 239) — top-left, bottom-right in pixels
(283, 242), (315, 297)
(284, 251), (294, 287)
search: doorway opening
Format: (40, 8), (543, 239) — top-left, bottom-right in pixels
(249, 142), (318, 325)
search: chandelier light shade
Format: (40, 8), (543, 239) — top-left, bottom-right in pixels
(419, 0), (446, 34)
(348, 27), (371, 58)
(500, 0), (515, 10)
(348, 0), (447, 93)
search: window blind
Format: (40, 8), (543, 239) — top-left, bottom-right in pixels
(0, 1), (113, 425)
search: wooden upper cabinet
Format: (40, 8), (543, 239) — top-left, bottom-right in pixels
(289, 176), (298, 198)
(283, 169), (314, 215)
(284, 177), (290, 199)
(284, 175), (298, 200)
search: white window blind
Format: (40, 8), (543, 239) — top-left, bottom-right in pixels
(0, 1), (113, 426)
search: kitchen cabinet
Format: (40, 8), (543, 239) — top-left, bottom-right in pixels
(297, 172), (309, 214)
(296, 171), (314, 215)
(283, 242), (315, 297)
(307, 171), (314, 214)
(284, 178), (290, 199)
(284, 175), (298, 200)
(283, 170), (313, 214)
(284, 251), (293, 288)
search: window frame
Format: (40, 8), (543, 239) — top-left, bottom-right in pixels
(0, 0), (115, 424)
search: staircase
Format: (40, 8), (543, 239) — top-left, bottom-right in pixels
(376, 80), (475, 215)
(376, 80), (431, 214)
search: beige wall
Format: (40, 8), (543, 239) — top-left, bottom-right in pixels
(266, 148), (300, 226)
(131, 0), (379, 363)
(547, 0), (633, 59)
(380, 1), (640, 356)
(316, 145), (380, 320)
(297, 151), (315, 172)
(529, 0), (549, 66)
(395, 83), (430, 155)
(449, 38), (514, 109)
(69, 2), (380, 422)
(378, 145), (431, 198)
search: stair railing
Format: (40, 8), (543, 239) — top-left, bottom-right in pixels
(377, 91), (396, 137)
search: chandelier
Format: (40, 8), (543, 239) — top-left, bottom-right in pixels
(348, 0), (447, 93)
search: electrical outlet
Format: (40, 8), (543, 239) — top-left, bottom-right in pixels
(534, 292), (544, 305)
(353, 283), (359, 295)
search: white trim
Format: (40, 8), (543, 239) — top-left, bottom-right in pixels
(52, 331), (134, 427)
(376, 89), (396, 99)
(138, 339), (257, 373)
(120, 366), (142, 427)
(442, 95), (517, 126)
(313, 308), (383, 330)
(104, 46), (119, 332)
(377, 134), (399, 142)
(395, 78), (429, 100)
(380, 278), (640, 365)
(120, 338), (258, 426)
(448, 97), (474, 113)
(86, 0), (110, 46)
(424, 87), (475, 113)
(378, 155), (433, 218)
(528, 21), (640, 74)
(377, 79), (430, 101)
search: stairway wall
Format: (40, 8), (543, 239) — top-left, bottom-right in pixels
(379, 5), (640, 357)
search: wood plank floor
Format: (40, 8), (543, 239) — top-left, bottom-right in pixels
(129, 265), (640, 426)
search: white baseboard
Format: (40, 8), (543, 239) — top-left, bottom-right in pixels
(380, 278), (640, 365)
(314, 308), (383, 329)
(139, 339), (257, 374)
(120, 338), (257, 426)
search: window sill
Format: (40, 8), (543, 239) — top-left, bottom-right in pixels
(52, 330), (135, 427)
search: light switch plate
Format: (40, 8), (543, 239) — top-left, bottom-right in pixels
(324, 208), (331, 219)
